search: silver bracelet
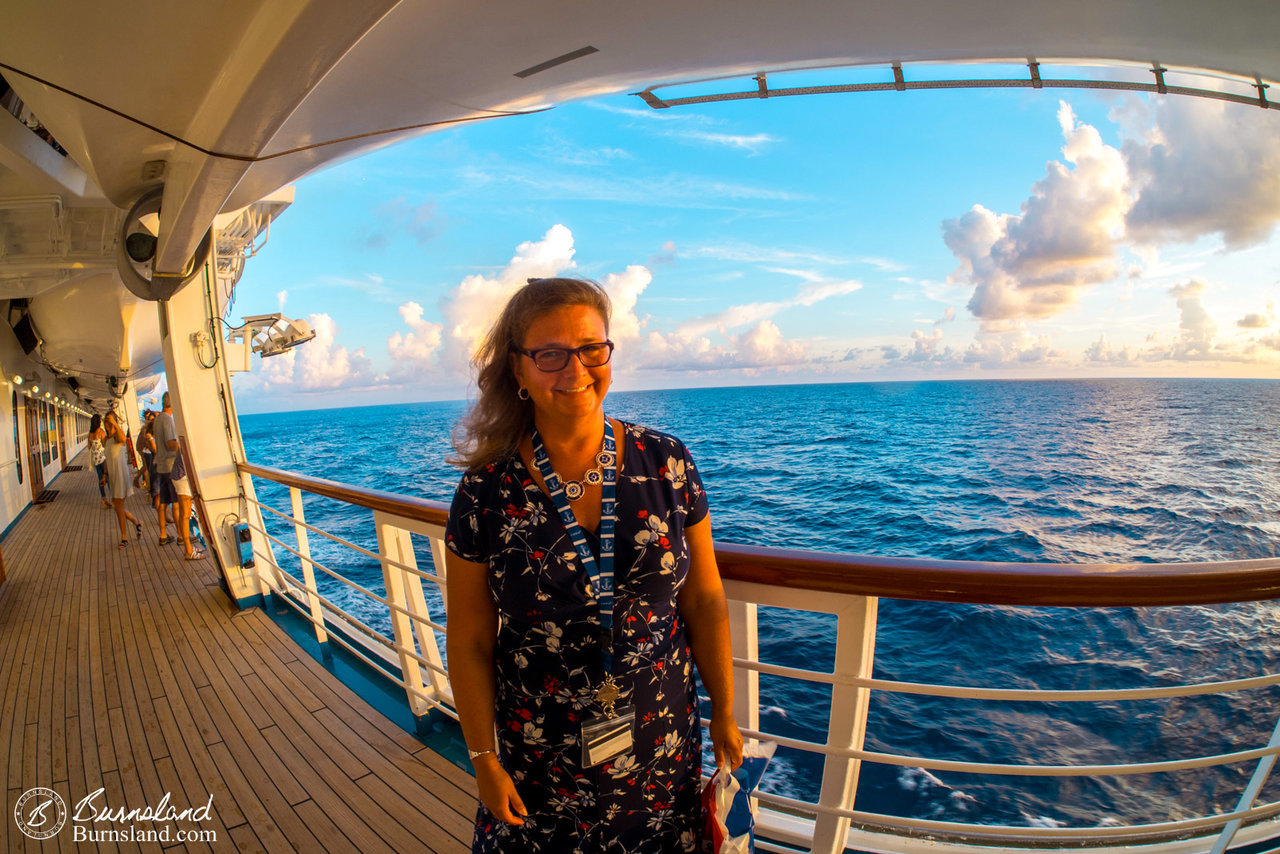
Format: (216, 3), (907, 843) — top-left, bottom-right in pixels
(467, 747), (496, 760)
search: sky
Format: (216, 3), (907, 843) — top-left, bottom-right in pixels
(228, 64), (1280, 413)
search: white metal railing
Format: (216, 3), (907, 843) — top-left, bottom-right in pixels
(236, 462), (1280, 854)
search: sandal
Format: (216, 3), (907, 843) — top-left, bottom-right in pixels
(118, 539), (128, 550)
(134, 521), (142, 539)
(158, 536), (173, 545)
(184, 548), (206, 561)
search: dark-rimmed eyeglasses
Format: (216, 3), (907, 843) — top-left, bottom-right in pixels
(513, 341), (615, 372)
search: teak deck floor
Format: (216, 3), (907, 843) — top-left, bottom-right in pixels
(0, 455), (476, 852)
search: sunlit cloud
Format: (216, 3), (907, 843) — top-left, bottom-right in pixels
(437, 224), (578, 367)
(1237, 312), (1270, 329)
(944, 102), (1129, 326)
(1125, 97), (1280, 249)
(1086, 334), (1141, 364)
(250, 313), (378, 392)
(387, 301), (445, 377)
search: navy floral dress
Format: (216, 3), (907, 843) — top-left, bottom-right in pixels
(445, 421), (709, 853)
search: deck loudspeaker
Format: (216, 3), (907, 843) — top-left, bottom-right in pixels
(116, 188), (212, 301)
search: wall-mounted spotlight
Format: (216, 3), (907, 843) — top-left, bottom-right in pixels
(225, 313), (316, 374)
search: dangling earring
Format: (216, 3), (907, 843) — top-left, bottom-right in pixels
(518, 387), (530, 401)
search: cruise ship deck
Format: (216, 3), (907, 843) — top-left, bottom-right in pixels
(0, 453), (475, 852)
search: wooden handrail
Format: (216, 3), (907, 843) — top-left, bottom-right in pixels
(238, 461), (1280, 608)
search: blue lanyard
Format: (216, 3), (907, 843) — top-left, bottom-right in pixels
(531, 418), (617, 671)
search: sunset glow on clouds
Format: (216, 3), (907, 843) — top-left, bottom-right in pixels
(230, 79), (1280, 410)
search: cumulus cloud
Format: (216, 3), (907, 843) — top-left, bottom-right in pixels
(943, 102), (1129, 325)
(387, 301), (444, 375)
(256, 313), (377, 391)
(1165, 280), (1218, 359)
(648, 241), (678, 267)
(907, 328), (945, 362)
(1085, 334), (1140, 363)
(735, 320), (806, 365)
(437, 224), (578, 366)
(1237, 312), (1271, 329)
(1125, 97), (1280, 249)
(600, 265), (651, 342)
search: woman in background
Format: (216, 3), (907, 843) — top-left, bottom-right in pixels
(103, 408), (141, 548)
(88, 413), (110, 509)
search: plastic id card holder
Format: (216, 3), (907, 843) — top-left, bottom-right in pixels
(581, 706), (635, 767)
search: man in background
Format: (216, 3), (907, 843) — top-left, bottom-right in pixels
(153, 392), (204, 560)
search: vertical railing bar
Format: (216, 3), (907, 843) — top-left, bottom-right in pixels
(1210, 712), (1280, 853)
(428, 533), (454, 701)
(728, 599), (760, 744)
(811, 595), (878, 854)
(289, 486), (329, 648)
(375, 511), (432, 727)
(402, 530), (448, 698)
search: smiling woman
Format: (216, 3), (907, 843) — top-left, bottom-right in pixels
(442, 276), (742, 852)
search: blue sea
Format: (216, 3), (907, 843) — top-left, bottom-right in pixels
(242, 378), (1280, 829)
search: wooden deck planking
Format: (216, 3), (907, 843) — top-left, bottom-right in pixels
(0, 456), (475, 851)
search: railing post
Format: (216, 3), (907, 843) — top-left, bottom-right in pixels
(289, 486), (330, 658)
(375, 511), (445, 735)
(811, 595), (878, 854)
(1210, 711), (1280, 854)
(728, 600), (759, 740)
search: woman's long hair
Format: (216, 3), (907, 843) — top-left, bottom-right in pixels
(450, 278), (612, 470)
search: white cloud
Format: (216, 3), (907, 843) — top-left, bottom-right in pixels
(1125, 97), (1280, 249)
(1164, 279), (1218, 360)
(387, 301), (444, 375)
(1237, 312), (1270, 330)
(1085, 334), (1140, 363)
(600, 265), (651, 341)
(944, 102), (1130, 325)
(438, 224), (577, 366)
(255, 313), (377, 391)
(734, 320), (806, 365)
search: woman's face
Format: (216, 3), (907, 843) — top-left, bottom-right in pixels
(512, 304), (611, 426)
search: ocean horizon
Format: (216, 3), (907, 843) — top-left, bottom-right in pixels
(241, 377), (1280, 826)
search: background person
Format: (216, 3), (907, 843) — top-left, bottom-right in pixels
(445, 277), (742, 853)
(88, 413), (110, 508)
(153, 392), (204, 559)
(103, 408), (141, 548)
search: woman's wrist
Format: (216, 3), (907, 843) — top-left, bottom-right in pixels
(710, 704), (737, 722)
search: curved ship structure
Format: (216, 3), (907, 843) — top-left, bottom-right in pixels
(2, 2), (1279, 851)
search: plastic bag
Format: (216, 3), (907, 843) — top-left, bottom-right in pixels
(702, 741), (776, 853)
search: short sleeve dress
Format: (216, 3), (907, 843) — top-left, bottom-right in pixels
(445, 421), (710, 854)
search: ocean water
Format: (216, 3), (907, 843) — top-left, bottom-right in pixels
(241, 378), (1280, 828)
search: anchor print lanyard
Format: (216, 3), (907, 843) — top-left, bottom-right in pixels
(530, 417), (620, 711)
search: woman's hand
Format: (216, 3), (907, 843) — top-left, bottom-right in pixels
(473, 754), (527, 825)
(710, 709), (744, 771)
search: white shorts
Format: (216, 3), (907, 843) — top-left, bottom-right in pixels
(172, 475), (191, 498)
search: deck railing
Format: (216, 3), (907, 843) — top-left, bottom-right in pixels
(236, 461), (1280, 854)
